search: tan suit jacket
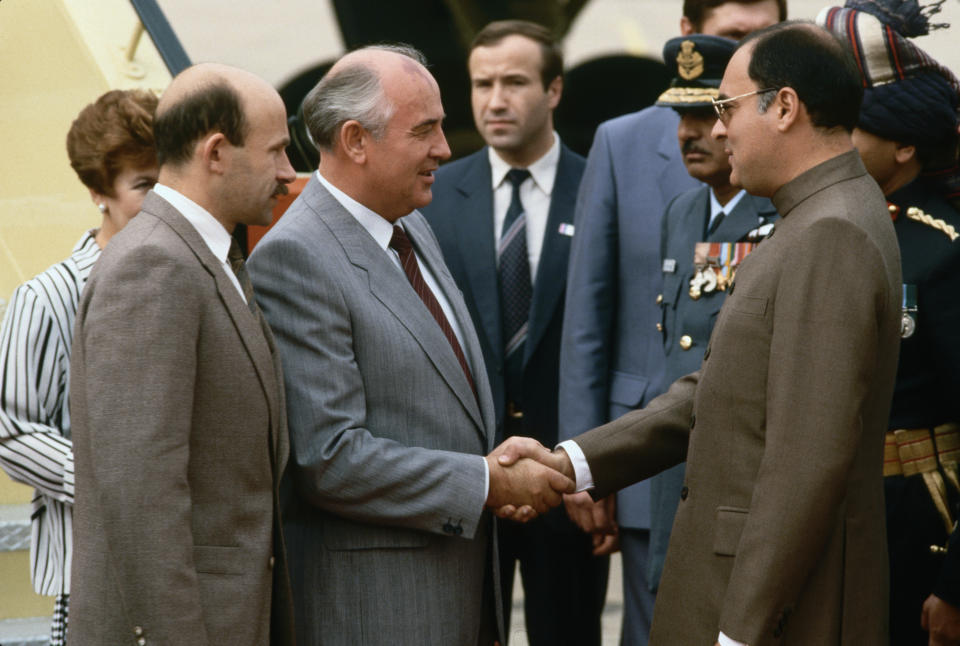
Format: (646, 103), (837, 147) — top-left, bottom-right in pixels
(68, 192), (293, 645)
(576, 151), (901, 646)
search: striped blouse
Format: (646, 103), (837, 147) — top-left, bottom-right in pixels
(0, 231), (100, 595)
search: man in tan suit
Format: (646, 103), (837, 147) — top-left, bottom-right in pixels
(498, 22), (902, 646)
(68, 63), (296, 645)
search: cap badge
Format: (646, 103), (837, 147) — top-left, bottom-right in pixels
(677, 40), (704, 80)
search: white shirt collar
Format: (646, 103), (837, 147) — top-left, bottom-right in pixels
(488, 131), (560, 196)
(151, 183), (234, 263)
(314, 170), (402, 251)
(710, 188), (747, 220)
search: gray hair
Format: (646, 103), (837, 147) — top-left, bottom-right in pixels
(756, 88), (778, 113)
(302, 44), (427, 150)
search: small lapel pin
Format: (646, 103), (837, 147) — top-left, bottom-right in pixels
(558, 223), (575, 237)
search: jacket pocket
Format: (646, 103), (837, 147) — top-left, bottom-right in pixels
(608, 371), (649, 408)
(193, 545), (246, 575)
(729, 296), (767, 318)
(713, 506), (749, 556)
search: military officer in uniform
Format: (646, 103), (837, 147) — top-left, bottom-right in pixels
(649, 33), (778, 588)
(820, 3), (960, 644)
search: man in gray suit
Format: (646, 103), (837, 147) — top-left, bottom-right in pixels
(247, 45), (573, 646)
(557, 1), (784, 643)
(69, 64), (296, 645)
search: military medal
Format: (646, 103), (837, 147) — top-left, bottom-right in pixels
(900, 284), (917, 339)
(690, 242), (758, 300)
(689, 269), (705, 300)
(702, 265), (718, 293)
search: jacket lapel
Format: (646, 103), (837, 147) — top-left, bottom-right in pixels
(452, 153), (502, 362)
(526, 145), (576, 364)
(302, 180), (487, 439)
(144, 192), (283, 473)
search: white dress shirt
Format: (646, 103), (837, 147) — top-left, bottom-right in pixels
(314, 170), (489, 504)
(489, 132), (560, 280)
(152, 183), (246, 302)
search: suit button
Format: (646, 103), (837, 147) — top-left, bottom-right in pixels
(137, 638), (147, 646)
(134, 627), (144, 637)
(679, 335), (693, 350)
(269, 556), (275, 569)
(656, 293), (663, 304)
(680, 486), (689, 500)
(656, 322), (663, 332)
(443, 523), (455, 534)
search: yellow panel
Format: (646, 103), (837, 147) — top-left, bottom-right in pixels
(0, 476), (33, 505)
(0, 551), (54, 619)
(0, 0), (171, 299)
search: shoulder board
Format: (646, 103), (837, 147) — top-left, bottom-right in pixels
(905, 206), (959, 242)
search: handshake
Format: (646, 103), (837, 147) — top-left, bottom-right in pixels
(484, 437), (576, 522)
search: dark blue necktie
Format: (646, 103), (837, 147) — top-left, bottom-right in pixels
(498, 168), (531, 406)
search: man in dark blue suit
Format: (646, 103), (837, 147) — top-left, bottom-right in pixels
(421, 19), (606, 646)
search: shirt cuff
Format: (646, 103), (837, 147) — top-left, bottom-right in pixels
(718, 631), (747, 646)
(556, 440), (594, 492)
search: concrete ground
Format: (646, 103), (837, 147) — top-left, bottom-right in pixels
(507, 551), (624, 646)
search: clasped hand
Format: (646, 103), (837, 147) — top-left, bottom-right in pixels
(484, 437), (575, 522)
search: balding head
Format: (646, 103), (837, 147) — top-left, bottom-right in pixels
(154, 63), (277, 168)
(152, 63), (295, 231)
(302, 45), (429, 151)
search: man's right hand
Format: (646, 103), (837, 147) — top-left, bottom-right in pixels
(485, 437), (575, 520)
(485, 454), (574, 514)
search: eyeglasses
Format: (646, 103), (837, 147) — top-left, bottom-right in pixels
(711, 88), (778, 123)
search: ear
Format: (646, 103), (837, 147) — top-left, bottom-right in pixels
(773, 87), (801, 132)
(546, 75), (563, 110)
(680, 15), (695, 35)
(88, 187), (106, 210)
(894, 142), (917, 165)
(339, 120), (368, 164)
(199, 132), (229, 175)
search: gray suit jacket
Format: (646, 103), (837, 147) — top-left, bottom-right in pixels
(576, 151), (900, 645)
(69, 192), (292, 646)
(248, 176), (500, 645)
(558, 105), (700, 531)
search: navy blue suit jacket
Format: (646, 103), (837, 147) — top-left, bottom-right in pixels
(421, 144), (585, 449)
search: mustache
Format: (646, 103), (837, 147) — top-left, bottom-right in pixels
(272, 184), (290, 198)
(681, 141), (711, 156)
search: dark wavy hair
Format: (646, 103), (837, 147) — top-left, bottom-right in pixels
(66, 89), (158, 196)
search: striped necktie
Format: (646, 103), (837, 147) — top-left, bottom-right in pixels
(498, 168), (531, 404)
(390, 225), (477, 398)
